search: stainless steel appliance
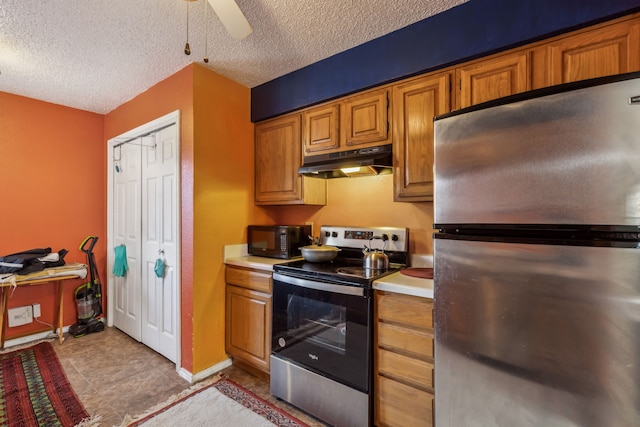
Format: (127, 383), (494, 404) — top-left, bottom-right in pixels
(247, 225), (311, 259)
(271, 225), (409, 427)
(433, 72), (640, 427)
(299, 144), (393, 178)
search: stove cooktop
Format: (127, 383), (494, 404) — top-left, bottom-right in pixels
(274, 225), (410, 287)
(273, 258), (402, 287)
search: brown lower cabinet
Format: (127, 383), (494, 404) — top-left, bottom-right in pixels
(375, 290), (434, 427)
(225, 265), (272, 376)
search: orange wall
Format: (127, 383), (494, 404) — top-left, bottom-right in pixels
(104, 65), (196, 371)
(191, 65), (270, 372)
(263, 175), (435, 256)
(104, 64), (268, 374)
(0, 92), (105, 338)
(1, 66), (432, 374)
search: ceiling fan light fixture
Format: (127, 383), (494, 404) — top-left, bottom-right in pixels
(207, 0), (253, 40)
(183, 0), (198, 57)
(203, 0), (209, 63)
(180, 0), (252, 59)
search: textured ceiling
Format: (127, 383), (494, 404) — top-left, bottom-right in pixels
(0, 0), (468, 114)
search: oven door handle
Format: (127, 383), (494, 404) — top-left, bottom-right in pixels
(273, 272), (366, 297)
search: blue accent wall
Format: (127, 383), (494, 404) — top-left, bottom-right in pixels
(251, 0), (640, 122)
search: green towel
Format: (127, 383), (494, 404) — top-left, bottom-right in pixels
(154, 258), (165, 278)
(113, 245), (128, 277)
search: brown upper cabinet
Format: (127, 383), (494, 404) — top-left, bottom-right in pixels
(303, 88), (391, 156)
(392, 72), (451, 202)
(302, 103), (340, 153)
(255, 12), (640, 204)
(534, 16), (640, 87)
(395, 13), (640, 202)
(456, 50), (531, 109)
(393, 51), (530, 203)
(255, 113), (327, 205)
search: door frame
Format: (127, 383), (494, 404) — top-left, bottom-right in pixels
(106, 110), (181, 371)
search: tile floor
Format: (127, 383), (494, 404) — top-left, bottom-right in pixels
(50, 326), (327, 426)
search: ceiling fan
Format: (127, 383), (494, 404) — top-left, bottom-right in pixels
(201, 0), (253, 40)
(184, 0), (252, 61)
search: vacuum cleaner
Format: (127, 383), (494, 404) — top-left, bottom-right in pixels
(69, 236), (105, 337)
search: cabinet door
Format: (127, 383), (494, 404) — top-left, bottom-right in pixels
(302, 103), (340, 155)
(255, 114), (326, 206)
(341, 88), (390, 148)
(226, 285), (271, 373)
(393, 73), (450, 202)
(545, 19), (640, 85)
(254, 114), (303, 204)
(457, 51), (530, 109)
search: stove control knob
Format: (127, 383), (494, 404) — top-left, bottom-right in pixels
(381, 234), (389, 241)
(325, 231), (330, 237)
(332, 231), (338, 237)
(392, 234), (399, 241)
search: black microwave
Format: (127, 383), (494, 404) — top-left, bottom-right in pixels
(247, 225), (312, 259)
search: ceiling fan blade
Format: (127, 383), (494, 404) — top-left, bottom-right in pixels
(206, 0), (253, 40)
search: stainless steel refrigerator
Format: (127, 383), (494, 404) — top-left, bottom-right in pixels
(433, 72), (640, 427)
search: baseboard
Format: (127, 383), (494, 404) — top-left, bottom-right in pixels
(178, 357), (233, 383)
(3, 326), (70, 349)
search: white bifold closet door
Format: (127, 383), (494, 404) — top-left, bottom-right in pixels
(112, 124), (178, 363)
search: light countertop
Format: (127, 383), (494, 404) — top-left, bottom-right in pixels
(224, 252), (434, 299)
(223, 244), (299, 271)
(372, 253), (434, 299)
(372, 271), (434, 299)
(224, 255), (297, 272)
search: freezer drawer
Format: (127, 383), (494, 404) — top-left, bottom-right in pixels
(434, 237), (640, 427)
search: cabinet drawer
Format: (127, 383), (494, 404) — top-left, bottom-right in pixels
(377, 322), (433, 358)
(376, 375), (433, 427)
(376, 291), (433, 329)
(225, 266), (272, 293)
(377, 348), (433, 390)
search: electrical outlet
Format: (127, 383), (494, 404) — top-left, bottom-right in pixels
(8, 306), (33, 327)
(32, 303), (41, 318)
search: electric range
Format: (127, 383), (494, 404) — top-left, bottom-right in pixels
(270, 225), (409, 427)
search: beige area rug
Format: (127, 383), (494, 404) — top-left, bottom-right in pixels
(121, 376), (310, 427)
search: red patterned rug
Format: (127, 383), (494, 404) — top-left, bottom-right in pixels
(126, 377), (310, 427)
(0, 342), (90, 427)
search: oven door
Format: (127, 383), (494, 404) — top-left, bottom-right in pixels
(272, 272), (372, 392)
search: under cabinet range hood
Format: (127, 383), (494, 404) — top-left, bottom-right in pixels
(298, 144), (393, 178)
